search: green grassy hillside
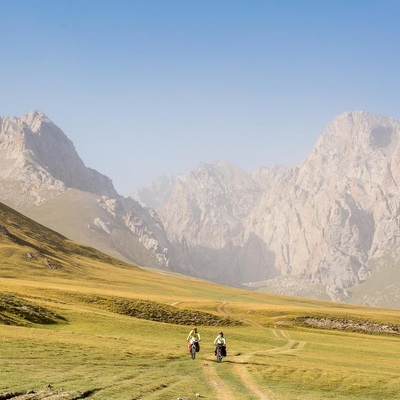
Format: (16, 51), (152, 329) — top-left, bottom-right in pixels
(17, 188), (162, 270)
(1, 201), (400, 399)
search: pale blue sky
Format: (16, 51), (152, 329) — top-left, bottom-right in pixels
(1, 0), (400, 195)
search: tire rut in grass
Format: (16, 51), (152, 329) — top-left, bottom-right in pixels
(232, 363), (274, 400)
(201, 362), (235, 400)
(214, 302), (306, 399)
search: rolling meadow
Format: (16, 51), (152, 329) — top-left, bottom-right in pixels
(1, 202), (400, 400)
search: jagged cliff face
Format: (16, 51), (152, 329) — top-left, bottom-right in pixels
(133, 111), (400, 302)
(0, 111), (117, 202)
(0, 111), (174, 271)
(159, 161), (268, 283)
(134, 162), (292, 284)
(245, 112), (400, 291)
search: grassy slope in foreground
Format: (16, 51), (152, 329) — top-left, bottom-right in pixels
(0, 201), (400, 400)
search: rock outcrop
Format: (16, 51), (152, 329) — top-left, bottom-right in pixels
(133, 112), (400, 304)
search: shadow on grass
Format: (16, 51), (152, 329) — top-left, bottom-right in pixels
(0, 293), (67, 326)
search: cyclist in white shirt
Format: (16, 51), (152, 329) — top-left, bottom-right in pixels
(213, 331), (226, 356)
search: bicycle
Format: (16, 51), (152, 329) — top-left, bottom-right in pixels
(216, 343), (224, 363)
(190, 339), (198, 359)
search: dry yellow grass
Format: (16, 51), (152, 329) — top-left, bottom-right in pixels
(1, 201), (400, 399)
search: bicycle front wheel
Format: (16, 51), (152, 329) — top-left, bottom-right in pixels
(216, 348), (222, 363)
(191, 345), (196, 359)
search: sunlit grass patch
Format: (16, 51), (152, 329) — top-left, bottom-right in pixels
(246, 327), (400, 400)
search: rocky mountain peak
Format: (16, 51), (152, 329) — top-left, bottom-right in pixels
(138, 111), (400, 305)
(0, 111), (178, 274)
(21, 110), (50, 129)
(309, 111), (400, 163)
(0, 111), (117, 201)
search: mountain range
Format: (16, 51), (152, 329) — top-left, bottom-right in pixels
(1, 110), (400, 308)
(0, 111), (177, 273)
(133, 111), (400, 308)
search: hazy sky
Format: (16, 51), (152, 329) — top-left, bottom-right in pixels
(1, 0), (400, 195)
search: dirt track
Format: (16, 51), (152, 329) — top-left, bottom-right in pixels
(209, 301), (306, 400)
